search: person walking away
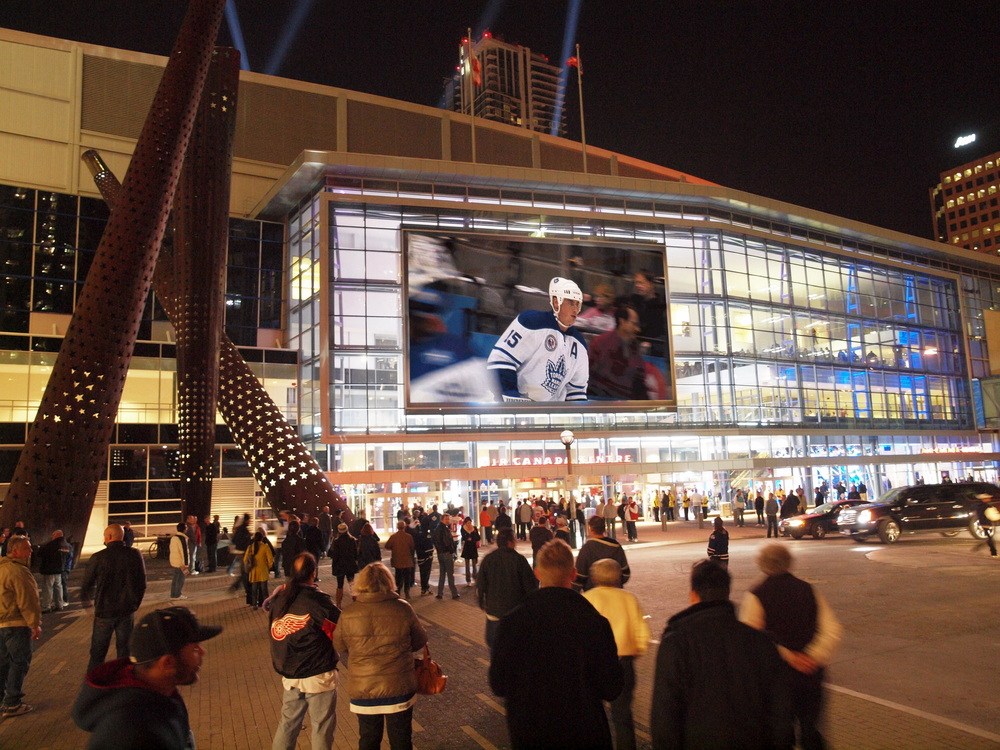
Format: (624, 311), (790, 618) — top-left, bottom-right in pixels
(413, 523), (434, 596)
(318, 505), (332, 558)
(169, 522), (190, 601)
(303, 517), (324, 570)
(517, 500), (533, 541)
(477, 529), (537, 648)
(61, 534), (74, 605)
(493, 505), (513, 535)
(432, 514), (460, 599)
(281, 520), (307, 578)
(574, 516), (631, 591)
(604, 498), (619, 540)
(80, 524), (146, 672)
(38, 530), (70, 613)
(740, 544), (842, 750)
(707, 516), (730, 569)
(583, 559), (650, 750)
(858, 481), (868, 502)
(553, 516), (572, 545)
(244, 531), (274, 609)
(385, 522), (415, 600)
(72, 606), (221, 749)
(755, 491), (766, 526)
(331, 522), (360, 607)
(332, 562), (428, 750)
(652, 560), (792, 749)
(460, 517), (481, 584)
(184, 516), (200, 575)
(204, 515), (220, 573)
(734, 489), (745, 527)
(765, 493), (780, 539)
(357, 522), (382, 569)
(973, 493), (1000, 558)
(0, 537), (41, 717)
(528, 516), (554, 569)
(625, 496), (640, 542)
(268, 553), (340, 750)
(490, 540), (623, 750)
(228, 514), (252, 594)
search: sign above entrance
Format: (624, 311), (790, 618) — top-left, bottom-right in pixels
(481, 454), (633, 468)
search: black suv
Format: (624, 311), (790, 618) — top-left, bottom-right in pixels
(837, 482), (998, 544)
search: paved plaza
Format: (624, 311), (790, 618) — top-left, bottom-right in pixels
(2, 520), (998, 749)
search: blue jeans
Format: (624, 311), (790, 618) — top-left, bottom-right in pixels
(171, 567), (186, 598)
(272, 685), (337, 750)
(41, 574), (64, 611)
(609, 655), (636, 750)
(0, 627), (32, 708)
(88, 614), (134, 673)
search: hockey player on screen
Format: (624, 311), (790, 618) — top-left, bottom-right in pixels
(487, 277), (589, 402)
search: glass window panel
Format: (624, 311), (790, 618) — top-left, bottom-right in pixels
(367, 317), (402, 348)
(367, 289), (401, 317)
(366, 252), (400, 283)
(331, 316), (367, 347)
(332, 249), (366, 280)
(332, 288), (366, 316)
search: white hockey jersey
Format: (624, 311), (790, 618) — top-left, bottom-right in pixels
(487, 310), (589, 402)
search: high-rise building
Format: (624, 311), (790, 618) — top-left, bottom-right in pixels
(443, 33), (564, 136)
(929, 146), (1000, 253)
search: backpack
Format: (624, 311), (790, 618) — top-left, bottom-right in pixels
(617, 503), (626, 520)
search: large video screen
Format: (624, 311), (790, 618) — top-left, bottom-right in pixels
(406, 231), (673, 410)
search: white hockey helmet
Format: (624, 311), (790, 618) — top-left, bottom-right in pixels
(549, 277), (583, 314)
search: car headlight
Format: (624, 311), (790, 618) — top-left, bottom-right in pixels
(787, 519), (804, 527)
(857, 510), (872, 524)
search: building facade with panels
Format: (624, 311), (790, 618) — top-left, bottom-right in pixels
(929, 148), (1000, 253)
(3, 27), (1000, 541)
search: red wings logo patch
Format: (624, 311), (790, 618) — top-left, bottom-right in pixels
(271, 612), (311, 640)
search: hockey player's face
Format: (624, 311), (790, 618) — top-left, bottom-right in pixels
(554, 298), (582, 329)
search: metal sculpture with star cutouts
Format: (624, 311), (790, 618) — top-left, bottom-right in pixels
(0, 0), (228, 545)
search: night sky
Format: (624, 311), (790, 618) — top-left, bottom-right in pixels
(6, 0), (1000, 241)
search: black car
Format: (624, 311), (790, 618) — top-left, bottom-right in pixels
(837, 482), (998, 544)
(780, 499), (867, 539)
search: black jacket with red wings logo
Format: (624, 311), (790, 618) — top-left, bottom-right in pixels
(269, 584), (341, 679)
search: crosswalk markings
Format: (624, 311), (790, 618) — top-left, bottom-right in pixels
(475, 693), (506, 716)
(461, 725), (500, 750)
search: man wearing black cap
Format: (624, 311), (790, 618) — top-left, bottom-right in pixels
(73, 606), (221, 749)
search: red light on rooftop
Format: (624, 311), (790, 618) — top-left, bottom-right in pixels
(484, 31), (492, 37)
(462, 38), (468, 43)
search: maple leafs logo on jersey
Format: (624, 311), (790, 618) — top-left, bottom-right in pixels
(271, 612), (310, 641)
(541, 355), (566, 395)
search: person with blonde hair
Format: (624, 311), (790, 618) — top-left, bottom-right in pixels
(583, 560), (650, 750)
(333, 563), (428, 750)
(490, 540), (622, 749)
(740, 544), (841, 750)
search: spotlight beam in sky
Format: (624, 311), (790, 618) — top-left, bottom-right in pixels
(551, 0), (583, 137)
(264, 0), (317, 76)
(224, 0), (251, 71)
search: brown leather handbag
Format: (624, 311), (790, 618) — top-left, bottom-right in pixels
(414, 644), (447, 695)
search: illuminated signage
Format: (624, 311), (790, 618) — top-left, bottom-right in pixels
(954, 134), (976, 148)
(920, 446), (982, 454)
(481, 454), (633, 468)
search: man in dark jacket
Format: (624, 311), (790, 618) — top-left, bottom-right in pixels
(490, 540), (622, 750)
(318, 506), (332, 556)
(204, 515), (220, 573)
(432, 513), (459, 599)
(122, 520), (135, 548)
(527, 516), (553, 570)
(740, 545), (841, 750)
(73, 606), (221, 750)
(80, 524), (147, 672)
(268, 552), (340, 750)
(37, 530), (70, 613)
(652, 559), (792, 750)
(477, 528), (537, 647)
(573, 516), (630, 591)
(414, 523), (435, 596)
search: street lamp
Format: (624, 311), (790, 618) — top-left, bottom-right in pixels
(560, 430), (576, 545)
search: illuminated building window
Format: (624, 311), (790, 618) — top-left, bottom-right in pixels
(962, 233), (969, 240)
(965, 169), (973, 177)
(954, 172), (963, 181)
(953, 237), (960, 243)
(990, 186), (997, 195)
(957, 196), (965, 205)
(947, 199), (955, 208)
(944, 175), (952, 184)
(989, 161), (996, 169)
(975, 165), (983, 174)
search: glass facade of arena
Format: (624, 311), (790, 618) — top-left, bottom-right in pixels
(284, 189), (975, 436)
(0, 183), (290, 537)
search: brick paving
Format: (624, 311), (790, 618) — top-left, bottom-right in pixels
(0, 520), (997, 749)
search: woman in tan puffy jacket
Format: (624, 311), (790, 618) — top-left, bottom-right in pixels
(332, 562), (428, 750)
